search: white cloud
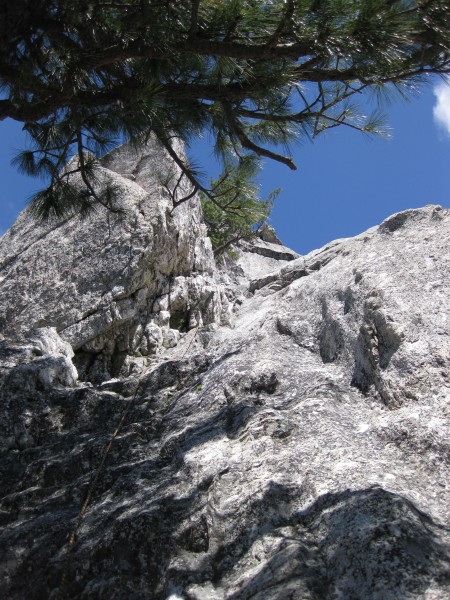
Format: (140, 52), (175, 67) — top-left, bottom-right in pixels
(433, 77), (450, 138)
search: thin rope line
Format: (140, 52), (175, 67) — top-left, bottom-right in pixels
(57, 326), (199, 597)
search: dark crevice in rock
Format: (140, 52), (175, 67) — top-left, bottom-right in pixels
(351, 306), (404, 407)
(249, 372), (279, 395)
(73, 350), (96, 381)
(247, 244), (298, 261)
(169, 309), (190, 332)
(178, 515), (210, 553)
(319, 300), (344, 364)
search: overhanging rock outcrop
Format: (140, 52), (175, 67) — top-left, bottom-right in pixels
(0, 166), (449, 600)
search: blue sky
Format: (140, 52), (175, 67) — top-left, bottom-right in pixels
(1, 77), (449, 254)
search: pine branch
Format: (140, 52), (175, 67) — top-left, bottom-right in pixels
(213, 228), (259, 257)
(3, 0), (450, 223)
(266, 0), (295, 49)
(188, 0), (201, 38)
(222, 102), (297, 170)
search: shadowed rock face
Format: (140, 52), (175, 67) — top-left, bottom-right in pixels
(0, 144), (449, 600)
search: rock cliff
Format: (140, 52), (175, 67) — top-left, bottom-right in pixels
(0, 141), (449, 600)
(0, 138), (230, 383)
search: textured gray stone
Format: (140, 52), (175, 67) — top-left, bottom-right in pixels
(217, 229), (299, 297)
(0, 138), (230, 382)
(0, 149), (449, 600)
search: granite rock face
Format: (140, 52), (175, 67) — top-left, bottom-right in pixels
(0, 138), (230, 382)
(0, 149), (449, 600)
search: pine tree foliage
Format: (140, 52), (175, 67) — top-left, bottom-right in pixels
(200, 156), (279, 255)
(1, 1), (449, 246)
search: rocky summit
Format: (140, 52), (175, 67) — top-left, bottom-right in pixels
(0, 139), (449, 600)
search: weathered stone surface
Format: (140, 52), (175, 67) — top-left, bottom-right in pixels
(0, 138), (230, 382)
(217, 228), (299, 298)
(0, 160), (449, 600)
(0, 328), (78, 451)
